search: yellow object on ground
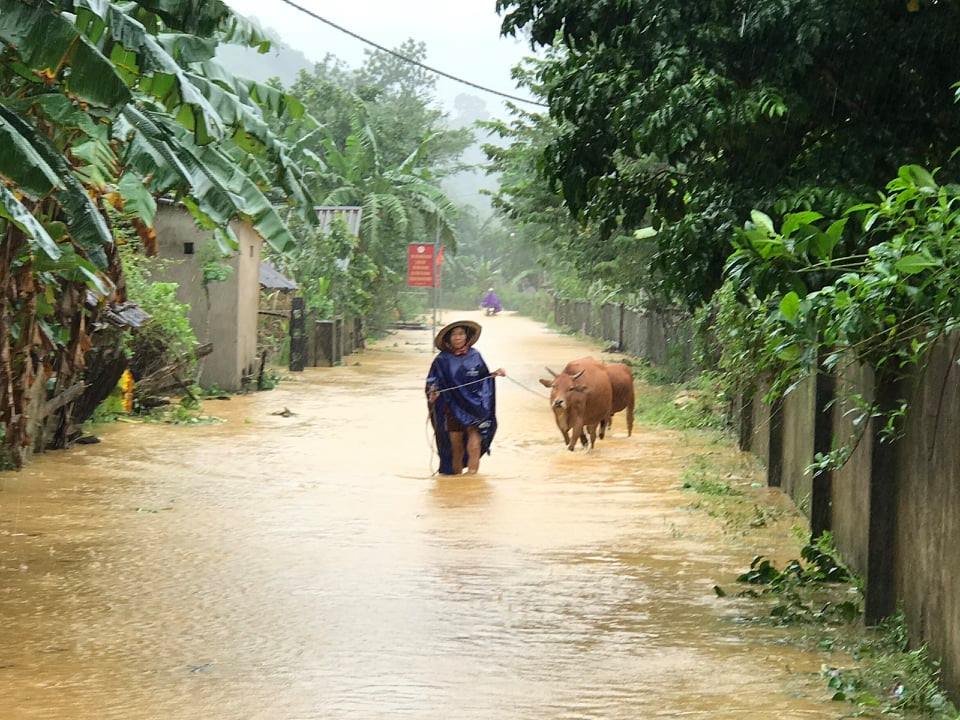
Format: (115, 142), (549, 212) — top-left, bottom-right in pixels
(120, 369), (134, 413)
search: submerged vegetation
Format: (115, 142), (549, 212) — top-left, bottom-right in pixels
(674, 444), (957, 719)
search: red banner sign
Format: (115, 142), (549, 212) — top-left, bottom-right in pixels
(407, 243), (436, 287)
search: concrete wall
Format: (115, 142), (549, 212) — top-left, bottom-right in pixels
(234, 221), (261, 384)
(558, 292), (960, 700)
(739, 342), (960, 699)
(780, 375), (817, 515)
(830, 362), (874, 583)
(154, 206), (262, 392)
(555, 300), (691, 369)
(747, 386), (772, 467)
(892, 333), (960, 696)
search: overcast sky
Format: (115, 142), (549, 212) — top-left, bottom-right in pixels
(223, 0), (537, 118)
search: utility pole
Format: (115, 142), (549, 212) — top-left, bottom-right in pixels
(432, 219), (440, 344)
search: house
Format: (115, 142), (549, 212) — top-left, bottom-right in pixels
(153, 205), (262, 392)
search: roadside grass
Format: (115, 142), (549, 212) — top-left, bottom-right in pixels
(86, 369), (285, 432)
(822, 612), (959, 719)
(733, 546), (958, 719)
(677, 453), (787, 534)
(681, 458), (742, 496)
(85, 393), (223, 430)
(137, 397), (222, 425)
(632, 364), (729, 432)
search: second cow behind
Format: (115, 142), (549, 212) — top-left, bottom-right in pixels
(540, 357), (635, 451)
(540, 357), (612, 451)
(603, 362), (635, 437)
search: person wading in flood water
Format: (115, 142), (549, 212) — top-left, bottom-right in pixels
(426, 320), (505, 475)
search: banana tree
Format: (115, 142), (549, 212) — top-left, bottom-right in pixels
(0, 0), (315, 465)
(279, 109), (459, 321)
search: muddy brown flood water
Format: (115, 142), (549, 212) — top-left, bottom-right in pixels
(0, 312), (844, 719)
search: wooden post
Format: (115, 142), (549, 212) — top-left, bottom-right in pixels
(811, 364), (836, 539)
(288, 296), (306, 372)
(256, 350), (268, 390)
(767, 395), (784, 487)
(864, 372), (902, 624)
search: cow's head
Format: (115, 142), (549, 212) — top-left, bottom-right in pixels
(539, 366), (586, 411)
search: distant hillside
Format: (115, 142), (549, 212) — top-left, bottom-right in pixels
(216, 33), (312, 87)
(218, 29), (499, 214)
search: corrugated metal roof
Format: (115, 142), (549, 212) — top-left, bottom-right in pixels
(259, 260), (298, 291)
(105, 302), (151, 329)
(85, 291), (151, 329)
(315, 205), (363, 237)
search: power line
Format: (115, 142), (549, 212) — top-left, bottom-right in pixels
(274, 0), (549, 108)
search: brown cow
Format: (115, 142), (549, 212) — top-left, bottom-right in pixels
(603, 362), (635, 437)
(539, 358), (612, 451)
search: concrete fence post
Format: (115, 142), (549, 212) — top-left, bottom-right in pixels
(618, 304), (625, 351)
(811, 363), (837, 539)
(334, 316), (344, 364)
(864, 373), (903, 624)
(354, 317), (365, 350)
(767, 395), (784, 487)
(315, 320), (335, 367)
(738, 390), (754, 452)
(343, 315), (354, 355)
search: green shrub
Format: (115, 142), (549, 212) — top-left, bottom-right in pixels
(121, 244), (197, 378)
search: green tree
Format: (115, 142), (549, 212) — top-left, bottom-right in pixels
(497, 0), (960, 307)
(482, 61), (654, 304)
(272, 42), (471, 328)
(289, 40), (472, 177)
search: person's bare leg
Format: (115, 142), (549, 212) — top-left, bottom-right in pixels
(466, 427), (482, 474)
(449, 431), (465, 474)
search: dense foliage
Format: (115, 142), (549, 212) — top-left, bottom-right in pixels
(0, 0), (314, 463)
(497, 0), (960, 307)
(721, 167), (960, 461)
(481, 60), (654, 308)
(269, 43), (469, 327)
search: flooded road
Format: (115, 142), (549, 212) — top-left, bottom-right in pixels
(0, 312), (841, 719)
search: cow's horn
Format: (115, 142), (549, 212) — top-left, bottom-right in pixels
(572, 369), (585, 380)
(545, 366), (557, 377)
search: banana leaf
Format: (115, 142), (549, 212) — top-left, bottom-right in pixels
(0, 115), (64, 200)
(73, 0), (224, 144)
(158, 32), (216, 64)
(132, 0), (270, 50)
(0, 185), (61, 260)
(0, 0), (130, 110)
(0, 108), (113, 268)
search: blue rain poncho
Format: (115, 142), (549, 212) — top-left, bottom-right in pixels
(426, 347), (498, 475)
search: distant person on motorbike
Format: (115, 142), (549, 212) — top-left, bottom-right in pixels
(480, 287), (502, 316)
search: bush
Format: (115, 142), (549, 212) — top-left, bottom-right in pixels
(121, 245), (197, 378)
